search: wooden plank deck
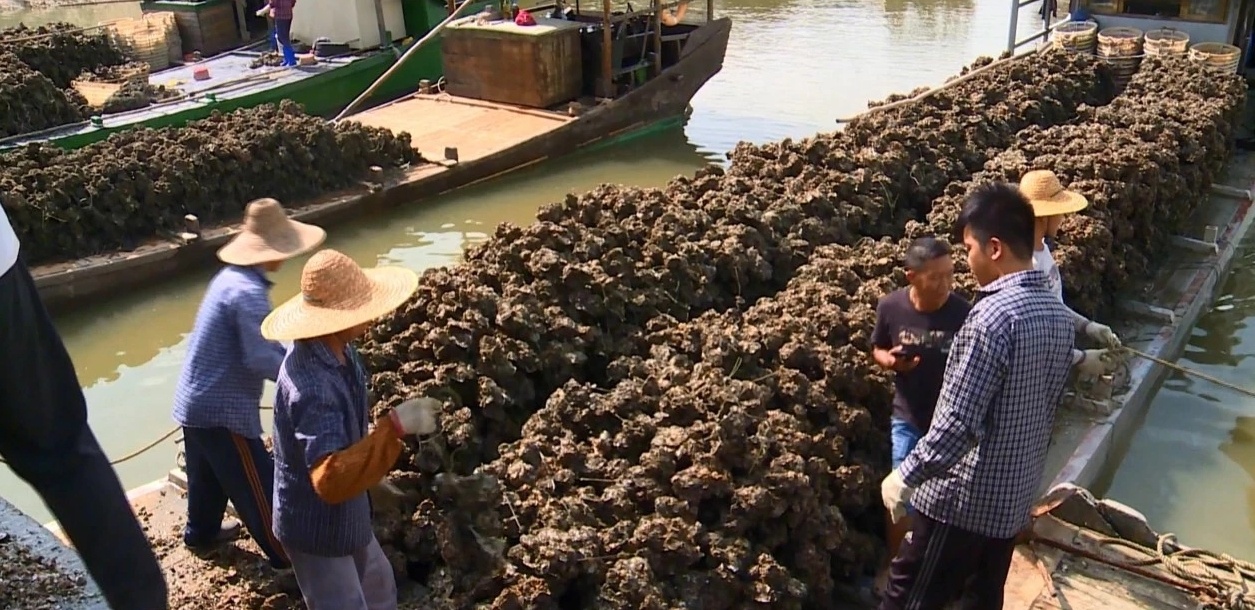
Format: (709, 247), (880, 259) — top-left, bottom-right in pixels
(1004, 545), (1201, 610)
(347, 94), (574, 164)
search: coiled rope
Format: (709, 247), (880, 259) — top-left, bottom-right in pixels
(1091, 532), (1255, 609)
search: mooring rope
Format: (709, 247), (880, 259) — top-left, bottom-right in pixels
(1122, 345), (1255, 399)
(0, 406), (276, 468)
(1091, 532), (1255, 609)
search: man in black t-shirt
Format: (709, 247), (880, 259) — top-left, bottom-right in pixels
(870, 236), (972, 591)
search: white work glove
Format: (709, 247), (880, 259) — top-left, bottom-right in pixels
(881, 468), (914, 524)
(255, 3), (271, 16)
(1073, 349), (1116, 377)
(388, 397), (440, 436)
(1084, 321), (1121, 348)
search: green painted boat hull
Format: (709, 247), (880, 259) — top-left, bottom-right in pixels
(13, 0), (454, 151)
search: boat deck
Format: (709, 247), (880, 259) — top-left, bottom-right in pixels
(347, 93), (574, 164)
(152, 50), (362, 97)
(0, 50), (370, 147)
(110, 475), (1231, 610)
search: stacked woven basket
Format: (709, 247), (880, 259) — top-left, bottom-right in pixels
(1144, 27), (1189, 57)
(1097, 27), (1143, 90)
(1053, 20), (1098, 54)
(1189, 42), (1241, 73)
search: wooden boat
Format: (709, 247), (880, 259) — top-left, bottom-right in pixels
(827, 484), (1255, 610)
(0, 0), (472, 151)
(30, 1), (732, 311)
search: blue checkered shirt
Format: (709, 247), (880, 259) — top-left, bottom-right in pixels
(272, 340), (373, 557)
(172, 266), (286, 438)
(899, 269), (1075, 539)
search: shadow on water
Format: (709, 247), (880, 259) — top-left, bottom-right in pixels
(1104, 246), (1255, 558)
(882, 0), (977, 42)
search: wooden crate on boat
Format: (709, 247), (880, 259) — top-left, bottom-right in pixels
(141, 0), (241, 57)
(442, 17), (583, 109)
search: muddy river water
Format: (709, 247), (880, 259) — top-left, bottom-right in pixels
(5, 0), (1249, 561)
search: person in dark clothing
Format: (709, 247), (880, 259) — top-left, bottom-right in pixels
(869, 236), (972, 592)
(0, 207), (169, 610)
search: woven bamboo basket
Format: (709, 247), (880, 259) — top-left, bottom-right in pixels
(1189, 42), (1241, 74)
(1144, 28), (1189, 57)
(102, 15), (172, 71)
(70, 63), (150, 107)
(1053, 20), (1098, 54)
(141, 12), (184, 66)
(1098, 27), (1144, 90)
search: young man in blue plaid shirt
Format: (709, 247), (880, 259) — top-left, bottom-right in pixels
(878, 183), (1080, 609)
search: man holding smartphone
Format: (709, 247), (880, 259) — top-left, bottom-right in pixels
(869, 236), (972, 592)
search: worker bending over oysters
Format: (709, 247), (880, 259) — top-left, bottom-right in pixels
(1019, 170), (1122, 377)
(262, 248), (441, 610)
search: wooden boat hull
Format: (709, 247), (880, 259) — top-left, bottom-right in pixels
(30, 16), (732, 313)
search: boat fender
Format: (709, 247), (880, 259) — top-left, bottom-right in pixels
(1096, 499), (1170, 551)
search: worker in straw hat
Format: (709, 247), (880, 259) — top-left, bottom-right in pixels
(262, 249), (441, 610)
(171, 197), (325, 571)
(1018, 169), (1122, 378)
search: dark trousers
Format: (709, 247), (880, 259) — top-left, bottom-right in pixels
(182, 426), (290, 569)
(274, 19), (295, 65)
(0, 261), (168, 610)
(878, 511), (1016, 610)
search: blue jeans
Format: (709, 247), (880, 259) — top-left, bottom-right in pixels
(891, 417), (923, 516)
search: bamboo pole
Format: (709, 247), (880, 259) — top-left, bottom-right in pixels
(333, 0), (482, 121)
(601, 0), (612, 98)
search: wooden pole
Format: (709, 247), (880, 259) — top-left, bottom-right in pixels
(372, 0), (389, 49)
(601, 0), (612, 98)
(652, 0), (661, 75)
(333, 0), (482, 121)
(705, 0), (712, 20)
(447, 0), (456, 13)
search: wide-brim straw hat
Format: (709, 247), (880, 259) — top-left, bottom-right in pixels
(1020, 169), (1088, 217)
(262, 249), (418, 341)
(217, 198), (326, 266)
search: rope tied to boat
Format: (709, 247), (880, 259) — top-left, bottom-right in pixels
(0, 407), (276, 468)
(1093, 531), (1255, 609)
(1121, 345), (1255, 400)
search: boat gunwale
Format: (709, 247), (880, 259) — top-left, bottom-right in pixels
(26, 16), (733, 312)
(0, 48), (389, 149)
(1049, 178), (1255, 492)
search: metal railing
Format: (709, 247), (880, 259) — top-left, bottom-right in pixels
(1007, 0), (1064, 54)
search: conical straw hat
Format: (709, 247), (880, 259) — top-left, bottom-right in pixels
(217, 198), (326, 266)
(261, 249), (418, 341)
(1019, 170), (1089, 217)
